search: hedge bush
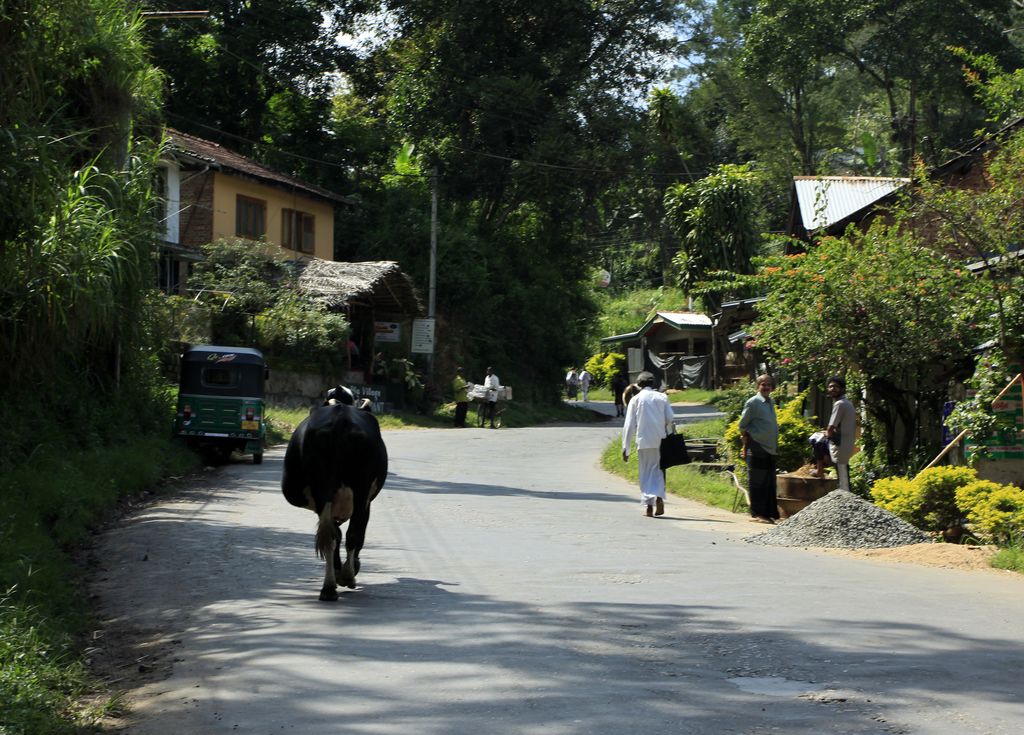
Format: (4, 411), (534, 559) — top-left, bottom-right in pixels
(956, 480), (1024, 545)
(583, 352), (625, 387)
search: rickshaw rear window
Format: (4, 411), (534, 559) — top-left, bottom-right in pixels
(203, 367), (238, 388)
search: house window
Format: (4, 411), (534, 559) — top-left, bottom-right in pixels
(282, 208), (315, 254)
(236, 195), (266, 239)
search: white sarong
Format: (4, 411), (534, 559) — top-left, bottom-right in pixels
(637, 448), (665, 505)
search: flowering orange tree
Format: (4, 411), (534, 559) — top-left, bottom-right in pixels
(750, 220), (984, 466)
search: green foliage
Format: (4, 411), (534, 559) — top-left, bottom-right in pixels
(144, 0), (345, 176)
(584, 353), (625, 387)
(991, 544), (1024, 573)
(0, 435), (197, 734)
(187, 240), (350, 372)
(957, 480), (1024, 545)
(910, 466), (979, 532)
(871, 466), (978, 532)
(708, 381), (755, 422)
(752, 220), (983, 464)
(254, 295), (350, 373)
(664, 164), (765, 297)
(869, 476), (921, 525)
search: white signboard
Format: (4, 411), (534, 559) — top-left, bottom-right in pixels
(374, 321), (401, 343)
(410, 318), (435, 354)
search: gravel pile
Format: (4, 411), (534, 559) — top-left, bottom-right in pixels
(746, 490), (932, 549)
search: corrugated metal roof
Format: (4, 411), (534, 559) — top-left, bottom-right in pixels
(600, 312), (710, 343)
(657, 312), (712, 328)
(794, 176), (908, 232)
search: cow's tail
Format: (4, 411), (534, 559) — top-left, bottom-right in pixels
(315, 500), (336, 560)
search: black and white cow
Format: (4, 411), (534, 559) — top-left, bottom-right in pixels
(281, 386), (387, 601)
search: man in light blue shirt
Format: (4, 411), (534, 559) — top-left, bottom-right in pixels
(622, 372), (676, 517)
(738, 374), (780, 523)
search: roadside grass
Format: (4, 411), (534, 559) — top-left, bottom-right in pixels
(0, 436), (198, 734)
(600, 441), (745, 513)
(579, 386), (719, 405)
(991, 544), (1024, 574)
(267, 400), (603, 439)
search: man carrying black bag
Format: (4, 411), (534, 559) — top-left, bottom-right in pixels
(621, 371), (677, 517)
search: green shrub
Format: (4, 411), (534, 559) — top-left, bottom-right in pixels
(913, 466), (978, 532)
(954, 479), (1005, 516)
(583, 352), (625, 387)
(871, 466), (977, 532)
(870, 476), (920, 524)
(709, 381), (755, 421)
(959, 482), (1024, 545)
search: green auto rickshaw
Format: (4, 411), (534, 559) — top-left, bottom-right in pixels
(173, 345), (268, 464)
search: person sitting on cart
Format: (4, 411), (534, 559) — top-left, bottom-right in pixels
(483, 366), (501, 429)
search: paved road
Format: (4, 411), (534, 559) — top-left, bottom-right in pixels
(92, 421), (1024, 734)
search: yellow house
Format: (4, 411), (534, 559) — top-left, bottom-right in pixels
(157, 128), (354, 292)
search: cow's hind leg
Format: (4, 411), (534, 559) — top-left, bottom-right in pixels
(316, 504), (339, 601)
(340, 482), (378, 588)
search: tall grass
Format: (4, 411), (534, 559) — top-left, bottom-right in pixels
(0, 435), (197, 734)
(991, 544), (1024, 574)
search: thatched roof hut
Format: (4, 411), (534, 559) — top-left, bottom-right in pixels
(294, 259), (423, 316)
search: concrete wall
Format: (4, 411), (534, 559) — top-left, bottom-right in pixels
(211, 172), (334, 260)
(267, 369), (340, 408)
(976, 459), (1024, 486)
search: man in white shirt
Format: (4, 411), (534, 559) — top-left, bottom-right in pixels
(483, 366), (501, 429)
(621, 371), (676, 517)
(579, 368), (592, 401)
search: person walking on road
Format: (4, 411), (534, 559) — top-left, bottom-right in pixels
(452, 367), (469, 428)
(826, 375), (856, 491)
(611, 372), (627, 417)
(738, 374), (780, 524)
(621, 371), (676, 517)
(483, 366), (501, 429)
(579, 368), (592, 402)
(565, 368), (579, 400)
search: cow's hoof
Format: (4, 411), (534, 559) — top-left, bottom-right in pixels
(319, 586), (339, 601)
(340, 563), (357, 589)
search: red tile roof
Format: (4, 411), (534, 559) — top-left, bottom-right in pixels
(166, 128), (353, 205)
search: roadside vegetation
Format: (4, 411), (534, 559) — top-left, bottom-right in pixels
(0, 432), (198, 734)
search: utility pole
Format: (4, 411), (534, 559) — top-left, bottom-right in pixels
(426, 168), (438, 377)
(429, 168), (438, 319)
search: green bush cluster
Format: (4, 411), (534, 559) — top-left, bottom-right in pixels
(583, 352), (626, 387)
(871, 466), (975, 532)
(956, 480), (1024, 545)
(871, 466), (1024, 542)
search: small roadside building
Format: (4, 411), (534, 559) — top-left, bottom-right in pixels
(156, 128), (356, 294)
(787, 176), (909, 245)
(601, 311), (713, 389)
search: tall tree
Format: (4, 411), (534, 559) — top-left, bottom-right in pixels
(340, 0), (683, 388)
(739, 0), (1021, 172)
(143, 0), (352, 180)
